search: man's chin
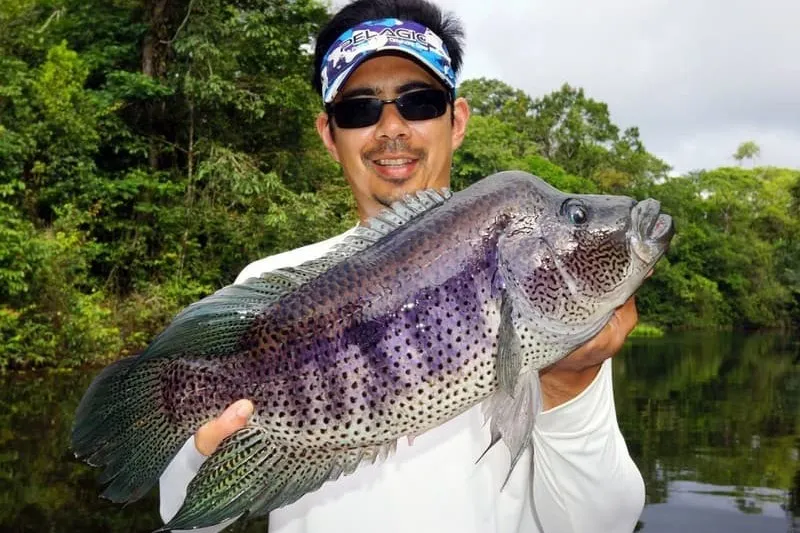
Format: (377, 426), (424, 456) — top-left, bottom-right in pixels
(374, 186), (417, 208)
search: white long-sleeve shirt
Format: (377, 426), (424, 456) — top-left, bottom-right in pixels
(159, 228), (645, 533)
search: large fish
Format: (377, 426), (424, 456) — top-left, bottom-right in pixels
(72, 171), (674, 530)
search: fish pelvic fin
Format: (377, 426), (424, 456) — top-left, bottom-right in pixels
(481, 370), (542, 490)
(479, 293), (540, 488)
(160, 426), (398, 531)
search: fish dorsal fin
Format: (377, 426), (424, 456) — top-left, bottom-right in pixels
(253, 187), (452, 287)
(313, 187), (451, 262)
(143, 188), (452, 362)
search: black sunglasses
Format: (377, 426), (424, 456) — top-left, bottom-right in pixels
(326, 88), (451, 129)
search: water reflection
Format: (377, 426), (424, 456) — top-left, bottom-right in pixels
(614, 332), (799, 532)
(0, 370), (265, 532)
(640, 481), (793, 533)
(0, 332), (797, 532)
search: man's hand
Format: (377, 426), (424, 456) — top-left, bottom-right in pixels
(539, 296), (638, 410)
(194, 399), (254, 456)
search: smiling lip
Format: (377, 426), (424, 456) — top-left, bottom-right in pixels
(370, 155), (419, 181)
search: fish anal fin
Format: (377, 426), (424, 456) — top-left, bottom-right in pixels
(161, 426), (398, 530)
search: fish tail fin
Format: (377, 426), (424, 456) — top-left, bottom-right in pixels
(482, 370), (541, 489)
(71, 278), (307, 505)
(161, 426), (392, 531)
(71, 354), (185, 503)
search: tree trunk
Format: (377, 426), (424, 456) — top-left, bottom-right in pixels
(142, 0), (169, 79)
(141, 0), (171, 169)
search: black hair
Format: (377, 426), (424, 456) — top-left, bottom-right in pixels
(312, 0), (465, 96)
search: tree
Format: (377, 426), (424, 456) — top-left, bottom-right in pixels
(451, 114), (519, 190)
(527, 84), (619, 178)
(458, 78), (537, 158)
(459, 79), (669, 191)
(0, 0), (354, 369)
(733, 141), (761, 165)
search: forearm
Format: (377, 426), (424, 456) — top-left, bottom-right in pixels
(532, 359), (645, 532)
(539, 363), (601, 410)
(539, 297), (639, 409)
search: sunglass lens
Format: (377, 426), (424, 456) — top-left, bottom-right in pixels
(397, 89), (448, 121)
(333, 99), (382, 128)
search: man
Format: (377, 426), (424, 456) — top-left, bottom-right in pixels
(160, 1), (645, 531)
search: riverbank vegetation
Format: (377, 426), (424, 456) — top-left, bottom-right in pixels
(1, 0), (798, 369)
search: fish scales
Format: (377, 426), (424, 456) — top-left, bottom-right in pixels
(72, 171), (675, 530)
(166, 177), (526, 448)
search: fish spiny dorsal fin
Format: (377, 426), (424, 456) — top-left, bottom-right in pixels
(327, 187), (451, 256)
(254, 187), (452, 288)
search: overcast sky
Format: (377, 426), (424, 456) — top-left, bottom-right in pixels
(332, 0), (800, 174)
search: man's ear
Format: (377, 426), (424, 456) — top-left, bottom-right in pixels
(316, 112), (340, 163)
(450, 97), (470, 151)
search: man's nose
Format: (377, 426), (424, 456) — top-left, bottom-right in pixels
(374, 101), (410, 140)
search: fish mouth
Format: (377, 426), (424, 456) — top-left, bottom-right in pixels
(631, 199), (675, 263)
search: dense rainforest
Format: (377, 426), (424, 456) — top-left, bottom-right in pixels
(1, 0), (798, 370)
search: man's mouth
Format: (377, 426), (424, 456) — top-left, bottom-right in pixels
(369, 156), (419, 180)
(375, 158), (415, 166)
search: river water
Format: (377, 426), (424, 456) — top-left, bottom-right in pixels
(1, 332), (797, 532)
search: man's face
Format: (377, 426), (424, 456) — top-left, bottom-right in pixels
(316, 54), (470, 221)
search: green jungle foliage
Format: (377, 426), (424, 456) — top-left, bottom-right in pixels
(1, 1), (798, 369)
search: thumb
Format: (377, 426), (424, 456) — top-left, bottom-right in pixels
(194, 399), (254, 456)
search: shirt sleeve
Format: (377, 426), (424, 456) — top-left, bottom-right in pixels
(530, 358), (645, 533)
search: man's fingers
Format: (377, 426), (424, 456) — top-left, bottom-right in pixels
(194, 399), (254, 456)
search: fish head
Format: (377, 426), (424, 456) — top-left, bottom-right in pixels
(497, 175), (674, 343)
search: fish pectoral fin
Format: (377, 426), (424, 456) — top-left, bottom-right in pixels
(478, 293), (535, 480)
(160, 426), (397, 530)
(483, 293), (543, 489)
(496, 294), (523, 397)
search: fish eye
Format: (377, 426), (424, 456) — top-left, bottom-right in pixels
(561, 199), (589, 226)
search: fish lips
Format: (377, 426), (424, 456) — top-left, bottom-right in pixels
(630, 198), (675, 263)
